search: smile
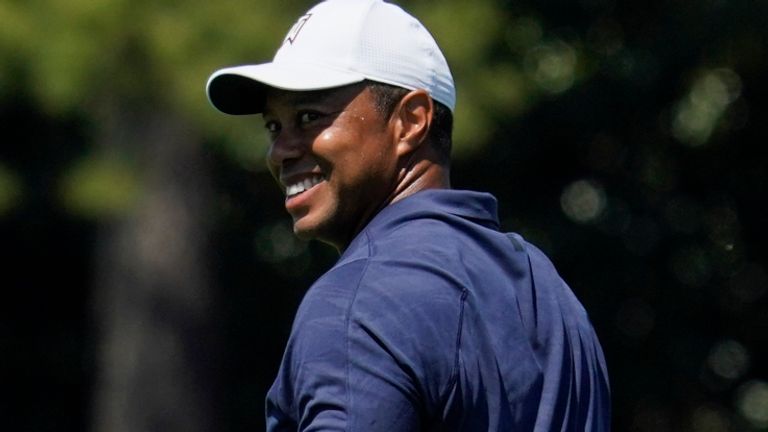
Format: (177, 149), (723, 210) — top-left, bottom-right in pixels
(285, 175), (325, 197)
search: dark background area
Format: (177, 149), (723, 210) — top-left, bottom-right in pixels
(1, 0), (766, 430)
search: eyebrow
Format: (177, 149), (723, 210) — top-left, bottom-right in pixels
(288, 91), (332, 105)
(289, 87), (355, 105)
(264, 83), (365, 115)
(263, 90), (332, 117)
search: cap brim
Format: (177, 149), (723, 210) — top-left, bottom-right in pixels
(206, 63), (366, 115)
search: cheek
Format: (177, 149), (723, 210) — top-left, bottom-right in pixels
(313, 129), (363, 169)
(313, 129), (350, 157)
(312, 119), (392, 180)
(266, 158), (280, 181)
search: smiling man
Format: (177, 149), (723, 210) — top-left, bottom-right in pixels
(206, 0), (610, 430)
(261, 83), (443, 251)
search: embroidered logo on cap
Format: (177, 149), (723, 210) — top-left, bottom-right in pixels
(285, 13), (312, 45)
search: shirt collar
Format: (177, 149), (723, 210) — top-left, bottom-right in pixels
(341, 189), (500, 259)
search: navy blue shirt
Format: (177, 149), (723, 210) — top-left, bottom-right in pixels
(266, 189), (610, 431)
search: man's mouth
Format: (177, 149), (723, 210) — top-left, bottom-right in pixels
(285, 175), (325, 198)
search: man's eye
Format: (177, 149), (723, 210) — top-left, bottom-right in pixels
(299, 112), (320, 125)
(264, 121), (280, 133)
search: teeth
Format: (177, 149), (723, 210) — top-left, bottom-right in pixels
(285, 175), (324, 197)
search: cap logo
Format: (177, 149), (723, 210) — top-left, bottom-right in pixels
(285, 13), (312, 45)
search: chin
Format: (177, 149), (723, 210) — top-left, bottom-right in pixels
(291, 222), (314, 240)
(291, 216), (324, 241)
(292, 218), (343, 250)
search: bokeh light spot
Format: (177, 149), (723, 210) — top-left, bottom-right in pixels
(561, 179), (607, 223)
(525, 39), (578, 94)
(707, 339), (750, 381)
(737, 380), (768, 428)
(672, 68), (742, 146)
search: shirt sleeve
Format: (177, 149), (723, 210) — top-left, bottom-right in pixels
(266, 257), (465, 431)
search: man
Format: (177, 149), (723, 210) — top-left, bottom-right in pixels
(206, 0), (611, 430)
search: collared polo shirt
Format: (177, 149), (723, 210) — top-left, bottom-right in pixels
(266, 189), (610, 431)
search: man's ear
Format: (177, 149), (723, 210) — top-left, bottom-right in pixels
(392, 89), (433, 157)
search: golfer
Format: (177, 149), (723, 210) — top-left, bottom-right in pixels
(207, 0), (611, 430)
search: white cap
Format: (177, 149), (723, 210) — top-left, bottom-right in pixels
(206, 0), (455, 115)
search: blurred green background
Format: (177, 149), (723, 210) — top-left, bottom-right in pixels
(1, 0), (766, 430)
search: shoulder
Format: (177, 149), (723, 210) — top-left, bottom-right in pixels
(303, 224), (468, 333)
(352, 223), (468, 344)
(290, 231), (468, 345)
(291, 215), (473, 356)
(361, 219), (470, 301)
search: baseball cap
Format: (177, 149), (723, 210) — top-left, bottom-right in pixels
(206, 0), (455, 115)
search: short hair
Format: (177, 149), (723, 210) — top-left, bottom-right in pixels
(366, 80), (453, 164)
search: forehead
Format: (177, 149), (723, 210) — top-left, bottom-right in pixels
(263, 83), (370, 113)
